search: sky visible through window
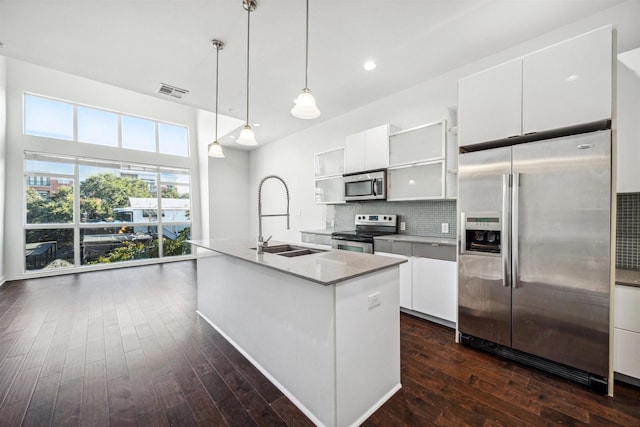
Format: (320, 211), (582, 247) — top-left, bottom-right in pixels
(24, 94), (189, 157)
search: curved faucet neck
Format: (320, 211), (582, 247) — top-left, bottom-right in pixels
(257, 175), (291, 253)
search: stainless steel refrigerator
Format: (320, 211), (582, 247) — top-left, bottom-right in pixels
(457, 130), (612, 392)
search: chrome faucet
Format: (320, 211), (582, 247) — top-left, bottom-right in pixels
(257, 175), (290, 254)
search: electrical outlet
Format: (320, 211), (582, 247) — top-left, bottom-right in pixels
(441, 223), (449, 233)
(297, 209), (302, 216)
(331, 220), (335, 228)
(400, 222), (406, 231)
(368, 292), (381, 309)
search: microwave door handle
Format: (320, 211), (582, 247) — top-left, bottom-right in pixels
(371, 180), (377, 196)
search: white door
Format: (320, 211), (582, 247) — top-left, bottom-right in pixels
(364, 124), (390, 171)
(375, 252), (412, 309)
(412, 257), (457, 322)
(458, 58), (522, 148)
(345, 131), (366, 173)
(522, 25), (612, 134)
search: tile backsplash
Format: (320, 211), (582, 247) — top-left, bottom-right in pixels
(617, 193), (640, 270)
(327, 200), (457, 239)
(326, 193), (636, 263)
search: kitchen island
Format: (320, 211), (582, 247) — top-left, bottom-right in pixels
(189, 239), (405, 427)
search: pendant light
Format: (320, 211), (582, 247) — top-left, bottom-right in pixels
(237, 0), (258, 146)
(208, 39), (226, 158)
(291, 0), (320, 119)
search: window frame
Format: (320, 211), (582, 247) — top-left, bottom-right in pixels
(23, 153), (193, 273)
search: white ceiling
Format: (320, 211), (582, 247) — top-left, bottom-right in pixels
(0, 0), (628, 149)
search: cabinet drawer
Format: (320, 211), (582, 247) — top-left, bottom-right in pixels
(614, 328), (640, 379)
(412, 243), (456, 261)
(615, 285), (640, 332)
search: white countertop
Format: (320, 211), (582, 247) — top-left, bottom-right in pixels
(374, 234), (457, 246)
(188, 239), (406, 286)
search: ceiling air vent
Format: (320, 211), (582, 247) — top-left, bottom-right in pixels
(158, 83), (189, 100)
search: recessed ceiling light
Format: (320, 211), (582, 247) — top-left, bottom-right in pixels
(252, 123), (261, 127)
(363, 60), (377, 71)
(230, 135), (237, 139)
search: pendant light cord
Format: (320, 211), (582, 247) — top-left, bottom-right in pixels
(246, 5), (251, 125)
(304, 0), (309, 89)
(215, 45), (219, 141)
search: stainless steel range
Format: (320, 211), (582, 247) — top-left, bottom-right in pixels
(331, 214), (397, 254)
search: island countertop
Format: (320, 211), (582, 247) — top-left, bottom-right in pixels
(188, 239), (406, 286)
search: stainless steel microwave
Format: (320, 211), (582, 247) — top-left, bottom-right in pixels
(343, 170), (386, 201)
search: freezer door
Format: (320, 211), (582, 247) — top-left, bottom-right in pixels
(511, 131), (611, 376)
(458, 147), (512, 347)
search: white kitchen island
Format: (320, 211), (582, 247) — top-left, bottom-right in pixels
(189, 239), (405, 427)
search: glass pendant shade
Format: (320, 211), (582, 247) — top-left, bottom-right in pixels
(237, 124), (257, 146)
(208, 140), (225, 158)
(291, 88), (321, 119)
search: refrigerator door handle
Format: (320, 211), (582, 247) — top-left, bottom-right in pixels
(502, 174), (510, 287)
(512, 172), (520, 289)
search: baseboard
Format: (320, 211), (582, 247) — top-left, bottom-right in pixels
(400, 308), (456, 329)
(349, 383), (402, 427)
(196, 310), (326, 426)
(615, 372), (640, 388)
(0, 276), (5, 288)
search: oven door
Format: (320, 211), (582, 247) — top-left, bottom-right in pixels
(331, 238), (373, 254)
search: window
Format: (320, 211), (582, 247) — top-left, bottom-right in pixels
(121, 115), (156, 152)
(24, 153), (192, 272)
(77, 106), (118, 147)
(23, 94), (190, 157)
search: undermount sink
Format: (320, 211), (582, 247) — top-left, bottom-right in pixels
(252, 244), (326, 257)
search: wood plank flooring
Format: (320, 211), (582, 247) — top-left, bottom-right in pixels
(0, 261), (638, 426)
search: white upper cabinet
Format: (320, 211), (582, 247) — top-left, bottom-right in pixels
(458, 25), (613, 149)
(389, 121), (445, 166)
(458, 59), (523, 147)
(314, 148), (345, 204)
(345, 124), (390, 173)
(315, 147), (344, 178)
(616, 48), (640, 194)
(522, 25), (612, 134)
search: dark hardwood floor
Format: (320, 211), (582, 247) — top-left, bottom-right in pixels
(0, 261), (638, 426)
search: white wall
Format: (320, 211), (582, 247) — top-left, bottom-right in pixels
(248, 1), (640, 243)
(0, 56), (7, 285)
(208, 147), (250, 239)
(4, 59), (204, 280)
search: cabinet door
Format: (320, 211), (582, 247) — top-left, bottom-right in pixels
(364, 124), (390, 170)
(412, 257), (457, 322)
(458, 58), (522, 147)
(315, 148), (344, 178)
(614, 328), (640, 379)
(315, 176), (344, 204)
(616, 51), (640, 193)
(615, 285), (640, 332)
(376, 252), (412, 309)
(523, 25), (612, 134)
(387, 161), (444, 200)
(389, 122), (444, 166)
(345, 132), (366, 173)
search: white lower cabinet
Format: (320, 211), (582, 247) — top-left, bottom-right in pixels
(412, 257), (457, 323)
(614, 328), (640, 379)
(614, 285), (640, 381)
(376, 244), (457, 325)
(376, 252), (412, 309)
